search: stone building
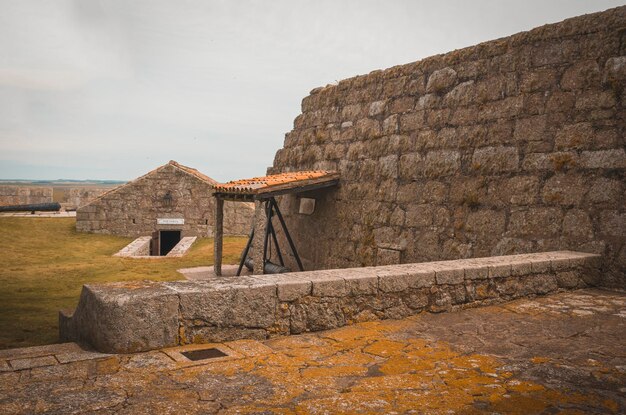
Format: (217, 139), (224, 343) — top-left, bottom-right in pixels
(269, 6), (626, 287)
(76, 161), (253, 242)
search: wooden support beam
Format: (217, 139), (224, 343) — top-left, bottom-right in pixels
(213, 197), (224, 276)
(251, 200), (267, 275)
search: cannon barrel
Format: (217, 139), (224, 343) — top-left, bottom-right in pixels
(243, 257), (290, 274)
(0, 202), (61, 212)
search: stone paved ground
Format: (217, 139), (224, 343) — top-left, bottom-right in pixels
(0, 288), (624, 414)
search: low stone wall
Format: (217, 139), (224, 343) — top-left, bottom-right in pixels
(114, 236), (151, 257)
(0, 186), (53, 206)
(167, 237), (197, 257)
(60, 251), (600, 353)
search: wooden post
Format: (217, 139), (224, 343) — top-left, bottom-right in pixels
(214, 197), (224, 276)
(251, 200), (267, 275)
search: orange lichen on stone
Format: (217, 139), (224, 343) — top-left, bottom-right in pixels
(362, 339), (406, 357)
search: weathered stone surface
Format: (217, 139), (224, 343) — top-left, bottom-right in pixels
(60, 281), (180, 354)
(426, 67), (457, 93)
(560, 60), (601, 90)
(60, 251), (600, 353)
(0, 186), (53, 206)
(75, 161), (254, 237)
(6, 289), (626, 414)
(541, 173), (588, 206)
(267, 5), (626, 289)
(471, 147), (519, 174)
(422, 150), (460, 177)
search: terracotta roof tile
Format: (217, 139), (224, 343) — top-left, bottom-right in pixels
(214, 171), (339, 195)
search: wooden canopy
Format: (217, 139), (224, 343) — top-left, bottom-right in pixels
(213, 170), (339, 201)
(212, 170), (339, 276)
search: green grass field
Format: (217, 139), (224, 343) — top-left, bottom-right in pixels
(0, 218), (247, 349)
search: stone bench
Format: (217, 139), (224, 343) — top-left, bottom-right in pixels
(60, 251), (601, 353)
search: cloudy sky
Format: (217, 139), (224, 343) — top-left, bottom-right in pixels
(0, 0), (622, 182)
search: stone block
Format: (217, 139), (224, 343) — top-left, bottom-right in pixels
(377, 268), (411, 293)
(289, 300), (345, 333)
(464, 263), (489, 280)
(541, 174), (588, 206)
(277, 280), (312, 302)
(529, 274), (558, 295)
(556, 271), (581, 288)
(311, 276), (349, 297)
(562, 210), (593, 239)
(465, 209), (506, 238)
(603, 56), (626, 83)
(407, 265), (436, 289)
(426, 67), (457, 93)
(579, 149), (626, 169)
(471, 147), (519, 174)
(529, 258), (551, 274)
(520, 69), (557, 92)
(343, 271), (379, 295)
(399, 111), (424, 132)
(435, 268), (464, 285)
(488, 263), (512, 278)
(508, 208), (563, 238)
(355, 118), (382, 139)
(599, 210), (626, 237)
(369, 100), (386, 117)
(509, 260), (532, 277)
(62, 281), (180, 353)
(404, 288), (430, 310)
(398, 153), (423, 181)
(575, 90), (616, 110)
(422, 150), (460, 177)
(560, 60), (601, 90)
(444, 80), (475, 106)
(9, 356), (57, 371)
(405, 204), (432, 228)
(376, 247), (401, 265)
(555, 122), (594, 150)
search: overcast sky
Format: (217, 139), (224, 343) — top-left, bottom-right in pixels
(0, 0), (623, 182)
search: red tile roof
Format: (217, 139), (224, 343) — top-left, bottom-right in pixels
(214, 171), (339, 195)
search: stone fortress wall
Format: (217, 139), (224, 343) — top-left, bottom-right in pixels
(0, 186), (53, 206)
(77, 163), (254, 237)
(269, 6), (626, 287)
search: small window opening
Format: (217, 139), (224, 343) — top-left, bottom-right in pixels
(181, 348), (227, 361)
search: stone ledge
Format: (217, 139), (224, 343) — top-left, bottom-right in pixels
(60, 251), (601, 353)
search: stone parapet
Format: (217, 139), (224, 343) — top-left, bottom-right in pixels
(60, 251), (600, 353)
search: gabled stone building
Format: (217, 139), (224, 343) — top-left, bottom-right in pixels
(76, 161), (253, 240)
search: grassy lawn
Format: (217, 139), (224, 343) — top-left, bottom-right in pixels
(0, 217), (247, 350)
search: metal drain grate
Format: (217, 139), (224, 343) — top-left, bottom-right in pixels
(181, 348), (227, 361)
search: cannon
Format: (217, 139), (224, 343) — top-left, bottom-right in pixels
(243, 257), (291, 274)
(0, 202), (61, 213)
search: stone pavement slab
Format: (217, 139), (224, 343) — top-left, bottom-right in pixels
(0, 288), (624, 414)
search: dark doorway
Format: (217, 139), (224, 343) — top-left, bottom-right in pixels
(159, 230), (181, 256)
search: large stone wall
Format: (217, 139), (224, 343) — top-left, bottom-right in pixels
(269, 7), (626, 287)
(76, 163), (254, 237)
(62, 188), (108, 209)
(0, 186), (53, 206)
(59, 251), (600, 353)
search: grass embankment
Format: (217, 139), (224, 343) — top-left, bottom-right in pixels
(0, 218), (247, 349)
